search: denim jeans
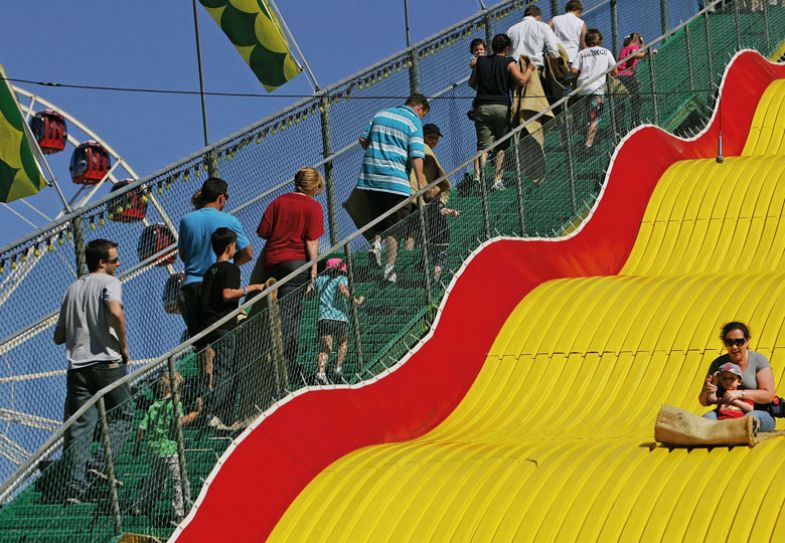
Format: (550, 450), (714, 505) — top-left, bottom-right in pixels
(62, 363), (133, 496)
(207, 329), (238, 423)
(702, 409), (776, 432)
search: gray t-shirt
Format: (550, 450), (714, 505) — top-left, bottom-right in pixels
(56, 273), (123, 369)
(707, 351), (771, 391)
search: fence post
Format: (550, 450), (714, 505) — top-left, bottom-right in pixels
(733, 0), (741, 50)
(483, 9), (494, 50)
(562, 110), (578, 215)
(685, 24), (696, 94)
(659, 0), (669, 35)
(72, 216), (88, 277)
(763, 0), (772, 55)
(648, 55), (659, 125)
(416, 197), (434, 307)
(512, 133), (527, 236)
(704, 9), (714, 82)
(168, 354), (191, 520)
(97, 397), (122, 535)
(478, 160), (492, 240)
(319, 95), (339, 245)
(265, 282), (288, 396)
(610, 0), (620, 59)
(343, 242), (363, 372)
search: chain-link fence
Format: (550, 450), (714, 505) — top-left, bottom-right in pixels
(0, 0), (699, 484)
(1, 0), (784, 540)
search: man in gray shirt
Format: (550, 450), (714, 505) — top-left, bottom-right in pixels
(54, 238), (133, 503)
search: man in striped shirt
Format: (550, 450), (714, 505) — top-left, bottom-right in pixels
(357, 94), (429, 283)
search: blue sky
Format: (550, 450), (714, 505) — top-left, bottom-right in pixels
(0, 0), (482, 246)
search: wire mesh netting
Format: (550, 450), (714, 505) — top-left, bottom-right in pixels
(1, 0), (785, 540)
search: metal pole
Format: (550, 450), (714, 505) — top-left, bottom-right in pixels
(563, 114), (578, 215)
(191, 0), (210, 147)
(483, 10), (494, 55)
(611, 0), (620, 59)
(648, 56), (659, 125)
(404, 0), (420, 93)
(704, 10), (714, 84)
(343, 242), (363, 371)
(265, 285), (288, 396)
(659, 0), (669, 35)
(168, 355), (191, 520)
(97, 397), (122, 535)
(478, 159), (492, 240)
(267, 0), (320, 92)
(550, 0), (559, 17)
(512, 133), (526, 236)
(319, 95), (339, 245)
(416, 197), (433, 307)
(763, 0), (772, 54)
(733, 0), (741, 50)
(685, 24), (696, 94)
(72, 215), (87, 277)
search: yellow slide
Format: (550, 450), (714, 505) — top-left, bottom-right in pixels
(266, 81), (785, 541)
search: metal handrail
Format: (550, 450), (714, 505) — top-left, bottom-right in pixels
(0, 0), (732, 504)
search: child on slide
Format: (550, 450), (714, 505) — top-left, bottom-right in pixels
(704, 362), (754, 419)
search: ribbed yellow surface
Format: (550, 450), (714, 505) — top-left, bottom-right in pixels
(269, 81), (785, 542)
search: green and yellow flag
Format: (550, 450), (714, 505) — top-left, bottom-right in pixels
(199, 0), (302, 92)
(0, 66), (46, 203)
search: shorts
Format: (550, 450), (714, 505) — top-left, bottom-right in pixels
(318, 319), (349, 344)
(587, 95), (605, 122)
(360, 189), (413, 238)
(474, 103), (510, 151)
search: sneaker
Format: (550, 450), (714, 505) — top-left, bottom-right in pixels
(369, 241), (382, 268)
(87, 468), (123, 487)
(315, 372), (329, 385)
(491, 179), (506, 191)
(64, 495), (84, 506)
(383, 269), (397, 283)
(207, 415), (226, 429)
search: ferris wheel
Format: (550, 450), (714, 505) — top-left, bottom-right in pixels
(5, 85), (175, 233)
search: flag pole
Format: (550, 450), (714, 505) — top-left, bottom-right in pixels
(266, 0), (321, 92)
(191, 0), (210, 147)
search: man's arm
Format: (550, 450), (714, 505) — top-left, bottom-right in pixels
(54, 326), (65, 345)
(580, 23), (587, 50)
(359, 137), (369, 150)
(411, 157), (426, 190)
(469, 65), (478, 89)
(234, 245), (253, 266)
(543, 24), (561, 58)
(106, 300), (129, 362)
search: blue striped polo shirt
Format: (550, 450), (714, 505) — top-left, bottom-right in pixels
(357, 105), (425, 196)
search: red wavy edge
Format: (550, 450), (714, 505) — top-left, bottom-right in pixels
(173, 51), (785, 542)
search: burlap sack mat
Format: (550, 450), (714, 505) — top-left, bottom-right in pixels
(654, 404), (771, 447)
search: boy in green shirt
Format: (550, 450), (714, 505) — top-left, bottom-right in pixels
(132, 371), (202, 524)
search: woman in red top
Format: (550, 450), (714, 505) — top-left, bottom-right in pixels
(250, 167), (325, 384)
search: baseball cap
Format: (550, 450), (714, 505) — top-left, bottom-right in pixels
(325, 257), (347, 273)
(423, 123), (443, 137)
(717, 362), (743, 378)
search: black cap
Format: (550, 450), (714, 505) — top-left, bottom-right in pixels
(423, 123), (443, 137)
(201, 177), (228, 202)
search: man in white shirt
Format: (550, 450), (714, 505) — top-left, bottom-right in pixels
(549, 0), (587, 64)
(506, 4), (560, 68)
(570, 28), (617, 150)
